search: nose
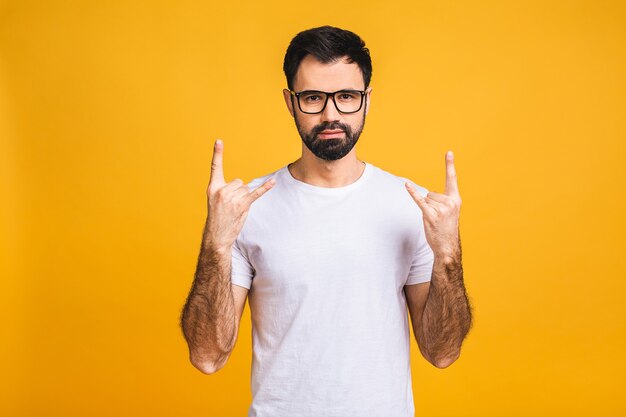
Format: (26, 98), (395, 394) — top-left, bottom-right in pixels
(320, 95), (341, 122)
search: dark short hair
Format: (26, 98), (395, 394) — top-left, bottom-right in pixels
(283, 25), (372, 90)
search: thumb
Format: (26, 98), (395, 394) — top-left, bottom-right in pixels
(405, 182), (427, 211)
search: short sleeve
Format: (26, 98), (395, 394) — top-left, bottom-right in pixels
(231, 238), (254, 289)
(405, 185), (434, 285)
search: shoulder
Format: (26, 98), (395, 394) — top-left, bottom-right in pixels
(245, 166), (285, 191)
(366, 162), (430, 198)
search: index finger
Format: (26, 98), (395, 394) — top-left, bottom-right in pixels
(444, 150), (459, 196)
(210, 139), (225, 186)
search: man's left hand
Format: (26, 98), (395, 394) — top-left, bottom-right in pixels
(406, 151), (462, 259)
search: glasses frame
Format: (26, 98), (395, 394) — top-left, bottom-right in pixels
(289, 89), (366, 114)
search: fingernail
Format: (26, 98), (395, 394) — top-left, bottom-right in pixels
(447, 150), (453, 159)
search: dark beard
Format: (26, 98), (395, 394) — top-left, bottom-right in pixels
(295, 114), (366, 161)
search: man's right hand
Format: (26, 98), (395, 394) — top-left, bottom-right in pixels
(205, 139), (275, 253)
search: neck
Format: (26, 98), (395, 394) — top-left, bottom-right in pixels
(288, 147), (366, 188)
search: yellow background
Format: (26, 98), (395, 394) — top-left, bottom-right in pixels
(1, 0), (625, 416)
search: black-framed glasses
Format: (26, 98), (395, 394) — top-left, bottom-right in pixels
(289, 89), (366, 114)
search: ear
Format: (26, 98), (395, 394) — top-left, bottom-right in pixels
(283, 89), (295, 118)
(365, 87), (373, 115)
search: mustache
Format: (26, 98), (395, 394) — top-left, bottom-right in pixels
(311, 121), (351, 136)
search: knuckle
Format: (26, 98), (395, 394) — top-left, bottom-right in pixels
(215, 188), (228, 201)
(234, 199), (245, 211)
(249, 189), (263, 201)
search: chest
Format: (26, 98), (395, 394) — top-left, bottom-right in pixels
(240, 193), (420, 297)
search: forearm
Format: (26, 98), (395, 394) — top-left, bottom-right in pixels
(418, 244), (472, 368)
(180, 219), (236, 372)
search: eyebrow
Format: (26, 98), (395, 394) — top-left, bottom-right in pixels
(296, 87), (363, 92)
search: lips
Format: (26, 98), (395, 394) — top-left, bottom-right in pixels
(318, 129), (345, 139)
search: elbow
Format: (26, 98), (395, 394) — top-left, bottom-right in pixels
(419, 344), (461, 369)
(191, 359), (220, 375)
(431, 350), (461, 369)
(189, 353), (228, 375)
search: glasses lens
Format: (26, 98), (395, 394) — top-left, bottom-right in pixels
(299, 92), (328, 113)
(333, 91), (362, 113)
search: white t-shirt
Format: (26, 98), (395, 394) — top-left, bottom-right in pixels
(231, 161), (434, 417)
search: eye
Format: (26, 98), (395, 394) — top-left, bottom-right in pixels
(302, 93), (323, 102)
(337, 92), (359, 101)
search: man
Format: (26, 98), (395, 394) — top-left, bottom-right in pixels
(181, 25), (472, 417)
